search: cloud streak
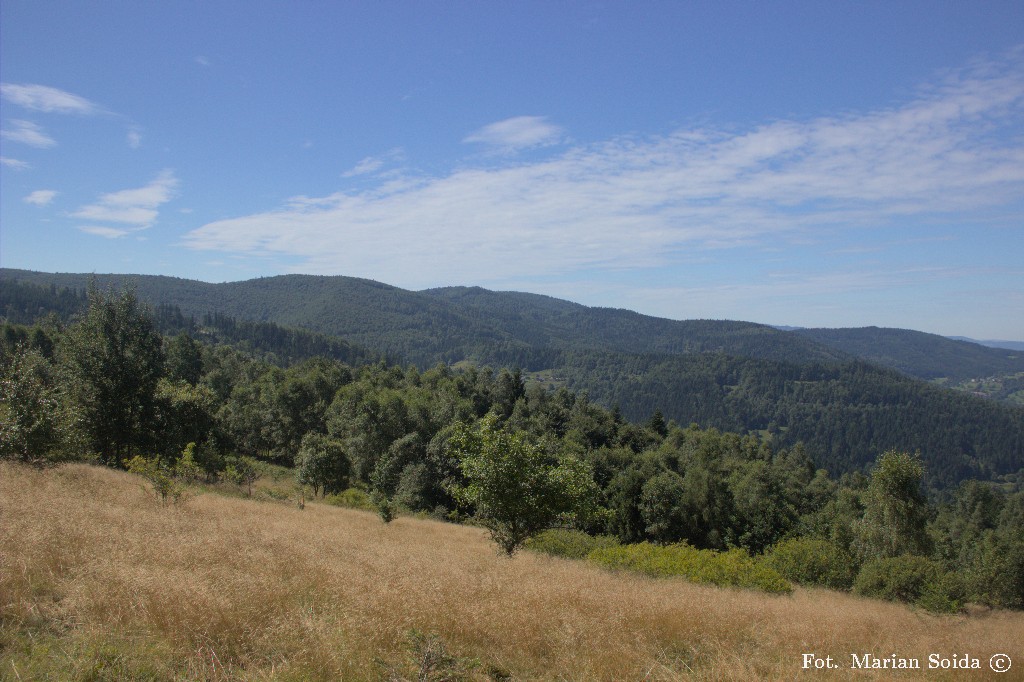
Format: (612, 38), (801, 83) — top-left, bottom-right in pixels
(0, 83), (99, 114)
(463, 115), (565, 152)
(2, 157), (31, 170)
(74, 170), (178, 237)
(1, 120), (57, 148)
(24, 190), (57, 206)
(183, 52), (1024, 291)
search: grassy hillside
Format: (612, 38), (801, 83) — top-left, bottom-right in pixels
(4, 462), (1022, 681)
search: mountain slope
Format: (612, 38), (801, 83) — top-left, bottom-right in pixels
(424, 286), (847, 364)
(794, 326), (1024, 382)
(0, 269), (847, 366)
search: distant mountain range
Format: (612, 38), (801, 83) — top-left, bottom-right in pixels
(947, 337), (1024, 352)
(2, 268), (1022, 489)
(792, 327), (1022, 382)
(778, 326), (1024, 353)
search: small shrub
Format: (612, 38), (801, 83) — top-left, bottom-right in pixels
(766, 537), (856, 589)
(372, 490), (395, 523)
(174, 442), (203, 484)
(378, 629), (479, 681)
(324, 487), (376, 511)
(588, 542), (792, 595)
(126, 455), (183, 505)
(854, 554), (962, 612)
(223, 455), (260, 496)
(525, 528), (620, 560)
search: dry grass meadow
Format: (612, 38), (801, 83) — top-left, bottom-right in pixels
(2, 462), (1023, 681)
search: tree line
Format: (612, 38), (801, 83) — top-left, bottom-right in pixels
(1, 285), (1022, 610)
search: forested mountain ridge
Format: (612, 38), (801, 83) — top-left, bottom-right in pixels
(6, 268), (1020, 383)
(423, 286), (848, 364)
(0, 276), (386, 368)
(794, 326), (1024, 382)
(0, 269), (847, 366)
(949, 336), (1024, 352)
(2, 268), (1022, 489)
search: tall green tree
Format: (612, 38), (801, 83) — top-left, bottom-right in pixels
(295, 432), (350, 497)
(164, 332), (203, 385)
(853, 450), (931, 561)
(447, 414), (598, 555)
(60, 285), (164, 465)
(154, 379), (219, 465)
(639, 470), (688, 543)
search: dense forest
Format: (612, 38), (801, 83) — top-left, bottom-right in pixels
(795, 326), (1024, 382)
(3, 271), (1023, 491)
(2, 283), (1023, 612)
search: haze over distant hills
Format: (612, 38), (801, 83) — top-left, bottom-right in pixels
(2, 268), (1022, 488)
(947, 337), (1024, 352)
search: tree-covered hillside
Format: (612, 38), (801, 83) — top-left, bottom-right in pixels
(0, 269), (847, 365)
(2, 269), (1022, 489)
(795, 326), (1024, 382)
(550, 350), (1023, 488)
(423, 286), (848, 363)
(0, 277), (384, 368)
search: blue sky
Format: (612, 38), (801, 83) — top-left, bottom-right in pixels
(2, 1), (1023, 339)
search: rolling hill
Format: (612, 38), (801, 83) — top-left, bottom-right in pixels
(794, 326), (1023, 382)
(0, 269), (846, 366)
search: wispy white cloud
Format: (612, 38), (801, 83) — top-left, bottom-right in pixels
(1, 120), (57, 148)
(127, 128), (143, 149)
(343, 156), (385, 177)
(463, 115), (564, 152)
(1, 157), (30, 170)
(77, 226), (133, 239)
(183, 52), (1024, 291)
(73, 170), (178, 234)
(0, 83), (99, 115)
(24, 190), (57, 206)
(342, 148), (405, 177)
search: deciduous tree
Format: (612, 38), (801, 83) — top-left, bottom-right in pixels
(447, 414), (598, 555)
(853, 450), (931, 561)
(60, 285), (164, 465)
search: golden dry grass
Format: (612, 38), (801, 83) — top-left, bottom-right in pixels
(2, 461), (1022, 681)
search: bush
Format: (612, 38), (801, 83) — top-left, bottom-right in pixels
(126, 455), (183, 505)
(324, 487), (376, 511)
(525, 528), (621, 560)
(174, 442), (204, 484)
(853, 554), (962, 613)
(372, 490), (395, 523)
(447, 415), (598, 555)
(766, 537), (856, 590)
(223, 455), (259, 496)
(915, 572), (965, 614)
(588, 542), (792, 595)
